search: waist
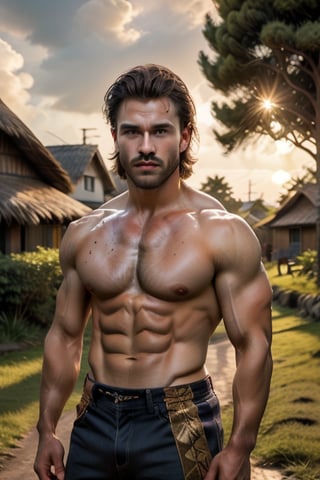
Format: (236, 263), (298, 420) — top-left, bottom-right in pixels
(84, 374), (215, 406)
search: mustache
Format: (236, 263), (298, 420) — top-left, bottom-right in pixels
(132, 154), (163, 164)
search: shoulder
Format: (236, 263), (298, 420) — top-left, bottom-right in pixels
(182, 184), (258, 251)
(66, 191), (129, 234)
(59, 195), (127, 267)
(199, 209), (262, 272)
(199, 208), (254, 237)
(183, 183), (226, 211)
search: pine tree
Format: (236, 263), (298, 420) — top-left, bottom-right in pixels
(199, 0), (320, 283)
(200, 175), (242, 213)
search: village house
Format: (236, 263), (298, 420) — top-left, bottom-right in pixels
(257, 183), (317, 268)
(47, 144), (116, 209)
(0, 99), (91, 254)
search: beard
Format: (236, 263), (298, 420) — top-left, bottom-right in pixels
(121, 153), (180, 190)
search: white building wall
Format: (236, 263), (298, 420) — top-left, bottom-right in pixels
(71, 162), (104, 203)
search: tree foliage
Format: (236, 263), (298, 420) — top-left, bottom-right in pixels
(278, 165), (316, 204)
(199, 0), (320, 285)
(199, 0), (320, 162)
(200, 174), (242, 213)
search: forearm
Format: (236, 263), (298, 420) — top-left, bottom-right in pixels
(228, 341), (273, 453)
(37, 328), (83, 435)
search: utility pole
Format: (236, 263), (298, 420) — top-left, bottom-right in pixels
(248, 179), (252, 202)
(247, 179), (258, 202)
(81, 128), (98, 144)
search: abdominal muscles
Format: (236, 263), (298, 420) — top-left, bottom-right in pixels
(88, 293), (216, 388)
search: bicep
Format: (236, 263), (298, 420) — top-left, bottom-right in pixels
(215, 242), (272, 351)
(220, 271), (271, 343)
(51, 222), (91, 338)
(52, 267), (91, 340)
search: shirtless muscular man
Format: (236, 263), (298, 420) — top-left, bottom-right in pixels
(34, 64), (273, 480)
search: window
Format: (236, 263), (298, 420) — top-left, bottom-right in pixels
(289, 228), (301, 257)
(84, 175), (95, 192)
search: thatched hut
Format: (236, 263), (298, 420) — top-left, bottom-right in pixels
(0, 99), (91, 253)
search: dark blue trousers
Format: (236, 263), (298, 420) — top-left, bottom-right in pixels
(65, 376), (223, 480)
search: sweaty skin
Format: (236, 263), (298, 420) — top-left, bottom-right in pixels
(34, 97), (272, 480)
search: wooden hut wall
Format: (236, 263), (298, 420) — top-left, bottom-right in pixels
(272, 228), (288, 252)
(301, 227), (316, 252)
(25, 224), (63, 251)
(0, 132), (35, 177)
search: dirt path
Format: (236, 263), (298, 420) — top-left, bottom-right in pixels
(0, 339), (284, 479)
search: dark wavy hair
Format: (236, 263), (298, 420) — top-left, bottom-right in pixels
(102, 64), (198, 179)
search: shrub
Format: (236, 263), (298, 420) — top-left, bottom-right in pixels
(0, 310), (42, 343)
(0, 247), (62, 328)
(296, 249), (317, 278)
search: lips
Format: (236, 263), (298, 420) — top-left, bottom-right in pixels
(134, 161), (159, 167)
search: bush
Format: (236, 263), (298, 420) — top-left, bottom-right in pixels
(0, 310), (42, 343)
(296, 249), (317, 277)
(0, 247), (62, 328)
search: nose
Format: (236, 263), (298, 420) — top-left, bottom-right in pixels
(138, 132), (155, 157)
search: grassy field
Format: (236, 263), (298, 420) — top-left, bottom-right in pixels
(0, 329), (91, 464)
(266, 262), (319, 295)
(221, 306), (320, 480)
(0, 266), (319, 479)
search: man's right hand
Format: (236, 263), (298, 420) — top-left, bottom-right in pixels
(34, 434), (65, 480)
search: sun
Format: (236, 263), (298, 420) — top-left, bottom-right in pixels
(263, 99), (273, 110)
(272, 170), (291, 185)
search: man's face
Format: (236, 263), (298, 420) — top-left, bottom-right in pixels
(112, 97), (190, 189)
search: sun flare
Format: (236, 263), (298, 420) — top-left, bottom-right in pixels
(263, 99), (273, 110)
(272, 170), (291, 185)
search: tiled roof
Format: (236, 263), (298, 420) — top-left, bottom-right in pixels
(47, 144), (116, 193)
(268, 183), (317, 227)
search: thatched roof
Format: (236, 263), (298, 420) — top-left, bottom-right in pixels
(0, 174), (91, 225)
(0, 99), (72, 193)
(47, 144), (116, 194)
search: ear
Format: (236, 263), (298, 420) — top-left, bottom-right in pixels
(179, 125), (192, 153)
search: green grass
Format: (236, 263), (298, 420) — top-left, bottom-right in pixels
(257, 309), (320, 479)
(0, 327), (91, 465)
(0, 310), (43, 343)
(222, 306), (320, 480)
(265, 261), (319, 295)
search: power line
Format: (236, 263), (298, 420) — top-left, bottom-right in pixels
(45, 131), (69, 144)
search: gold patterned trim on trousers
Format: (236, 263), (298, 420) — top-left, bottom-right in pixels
(164, 385), (212, 480)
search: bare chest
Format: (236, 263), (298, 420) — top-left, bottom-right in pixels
(76, 212), (214, 301)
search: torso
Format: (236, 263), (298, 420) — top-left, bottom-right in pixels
(71, 187), (226, 388)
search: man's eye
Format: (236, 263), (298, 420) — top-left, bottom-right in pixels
(124, 130), (138, 136)
(155, 129), (167, 135)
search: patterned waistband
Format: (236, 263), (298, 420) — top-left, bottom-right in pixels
(83, 374), (214, 406)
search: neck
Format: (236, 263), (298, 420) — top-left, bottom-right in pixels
(126, 171), (184, 214)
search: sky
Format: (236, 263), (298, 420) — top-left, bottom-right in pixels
(0, 0), (313, 205)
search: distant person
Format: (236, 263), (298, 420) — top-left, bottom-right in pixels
(34, 64), (273, 480)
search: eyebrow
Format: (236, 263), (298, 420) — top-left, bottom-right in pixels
(119, 122), (175, 131)
(118, 123), (138, 131)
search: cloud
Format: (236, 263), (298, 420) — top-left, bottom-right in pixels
(170, 0), (215, 28)
(0, 0), (217, 115)
(0, 38), (34, 114)
(76, 0), (142, 44)
(0, 0), (85, 48)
